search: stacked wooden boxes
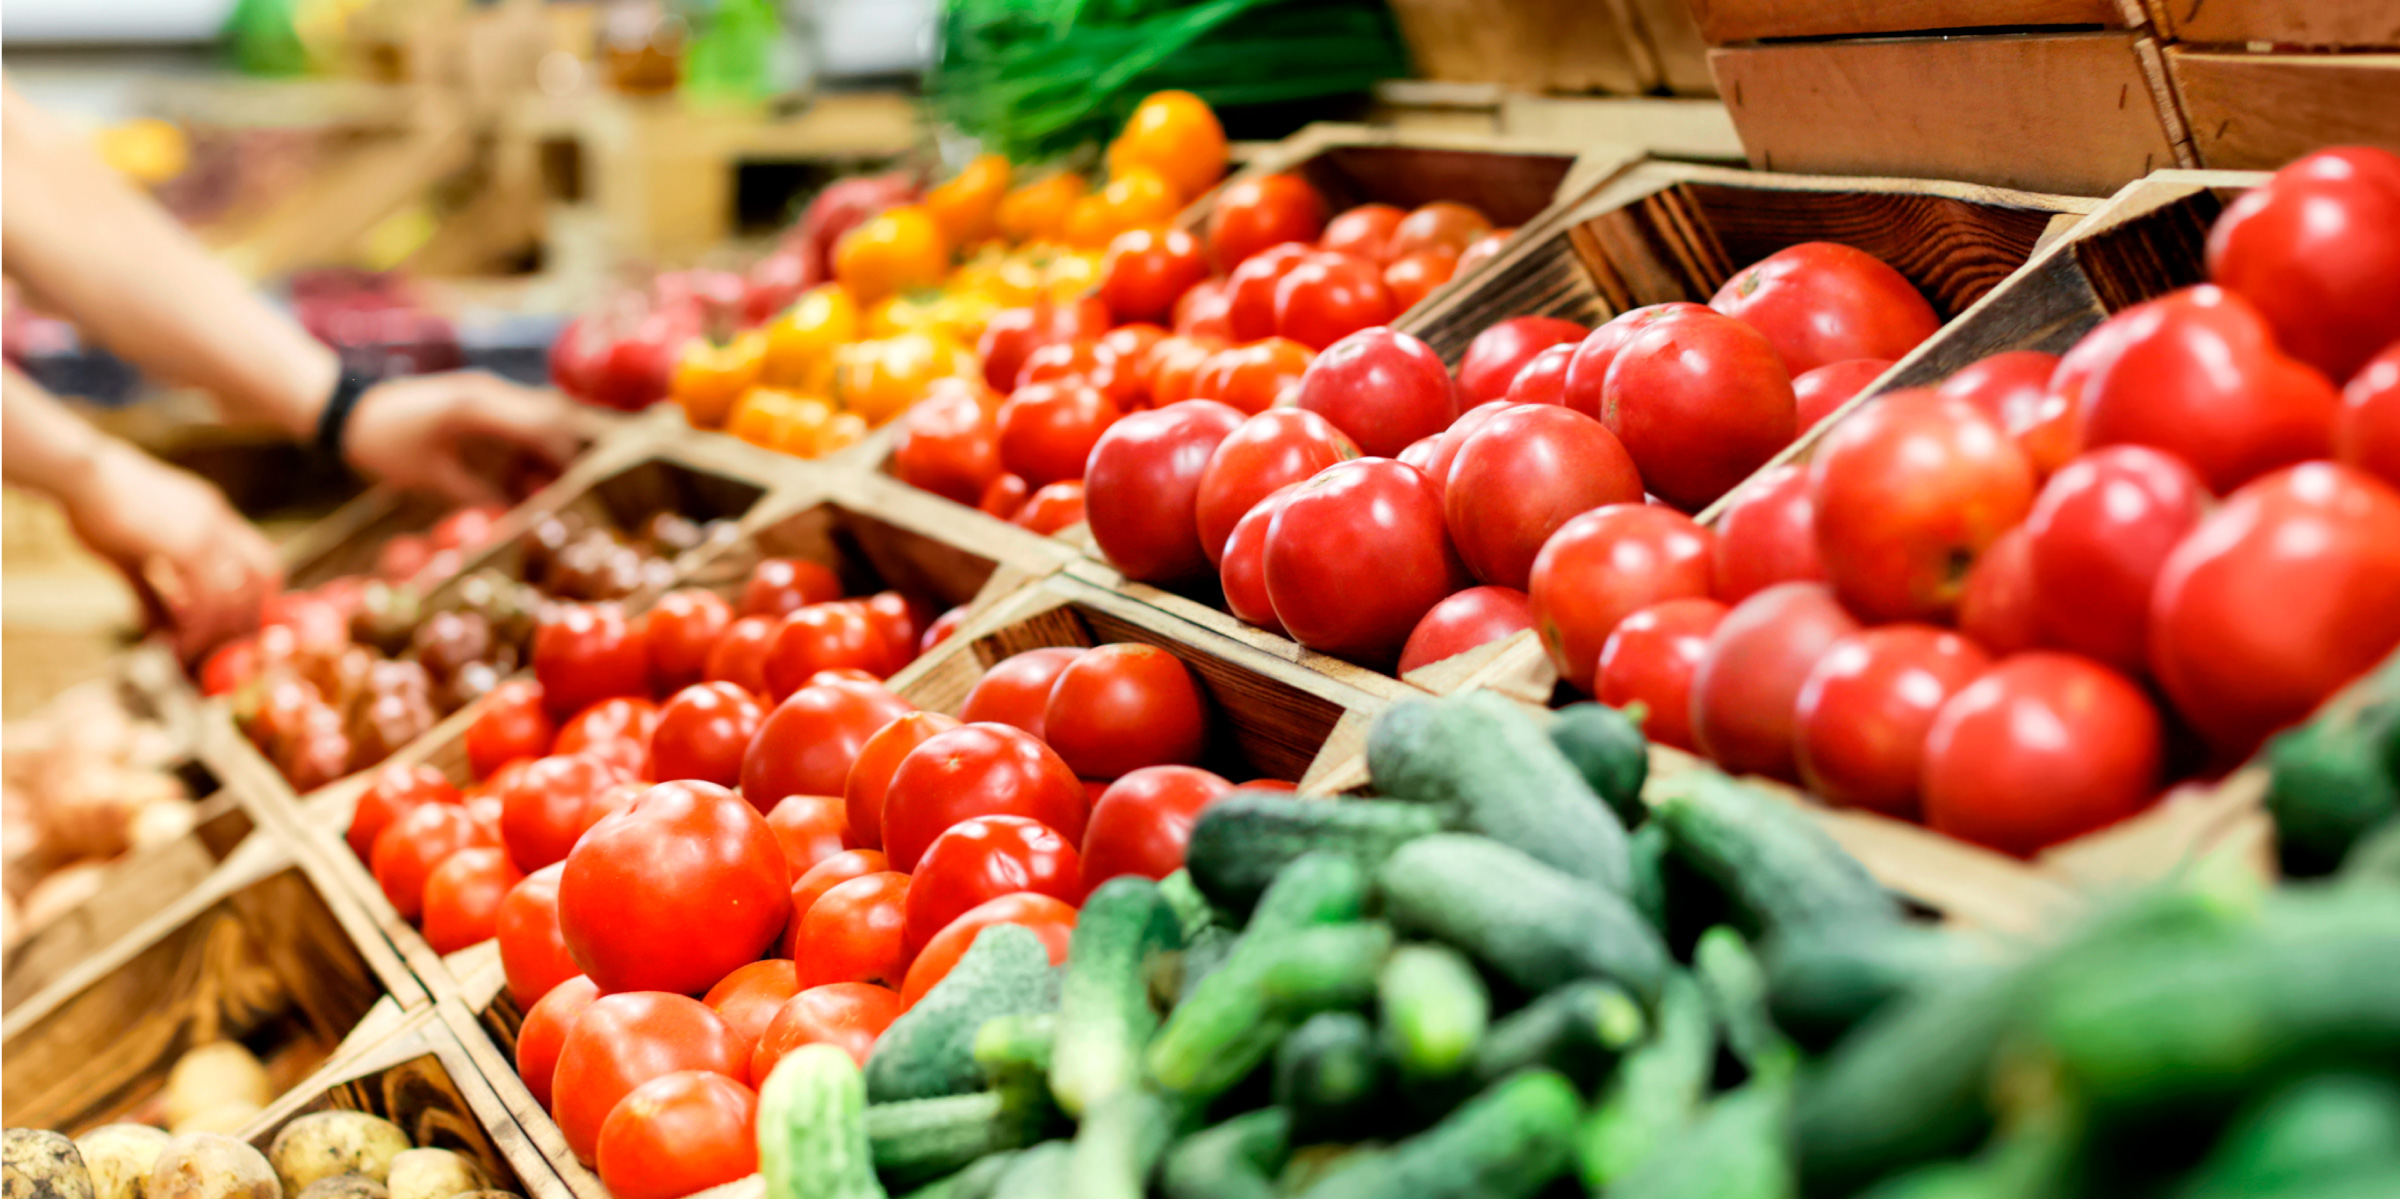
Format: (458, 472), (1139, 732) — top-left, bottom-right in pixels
(2152, 0), (2400, 168)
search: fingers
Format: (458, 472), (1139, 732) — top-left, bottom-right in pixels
(415, 452), (509, 509)
(168, 517), (278, 662)
(448, 375), (594, 470)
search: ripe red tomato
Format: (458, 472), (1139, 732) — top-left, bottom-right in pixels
(643, 589), (732, 694)
(421, 846), (523, 954)
(764, 604), (885, 700)
(794, 870), (912, 988)
(1444, 404), (1643, 590)
(1456, 316), (1589, 406)
(1274, 253), (1395, 351)
(781, 850), (889, 956)
(740, 677), (915, 810)
(1709, 242), (1941, 376)
(1958, 525), (2040, 658)
(498, 754), (626, 873)
(1222, 243), (1314, 342)
(1207, 174), (1327, 272)
(349, 763), (460, 862)
(1505, 343), (1577, 408)
(765, 793), (849, 879)
(2151, 462), (2400, 758)
(1016, 339), (1106, 391)
(1711, 464), (1828, 605)
(895, 382), (1003, 506)
(1456, 229), (1512, 277)
(1559, 303), (1713, 420)
(1291, 328), (1461, 458)
(515, 973), (597, 1110)
(552, 991), (747, 1162)
(903, 815), (1081, 953)
(651, 683), (767, 788)
(920, 606), (967, 656)
(198, 636), (261, 697)
(898, 893), (1076, 1008)
(1596, 597), (1727, 753)
(1080, 765), (1234, 885)
(1099, 227), (1208, 323)
(703, 615), (777, 698)
(1044, 643), (1210, 779)
(1419, 401), (1511, 504)
(702, 959), (801, 1058)
(535, 604), (650, 719)
(846, 712), (960, 852)
(1397, 586), (1534, 675)
(2340, 342), (2400, 490)
(372, 801), (496, 920)
(1264, 458), (1468, 666)
(996, 380), (1120, 487)
(1190, 338), (1313, 416)
(749, 983), (902, 1081)
(465, 686), (549, 777)
(497, 863), (578, 1007)
(1194, 409), (1358, 565)
(1922, 652), (2163, 856)
(1148, 334), (1229, 407)
(1388, 202), (1493, 261)
(2023, 446), (2206, 674)
(882, 723), (1088, 872)
(1321, 203), (1404, 262)
(1791, 358), (1889, 434)
(1085, 400), (1246, 584)
(960, 647), (1082, 739)
(1382, 249), (1459, 312)
(1173, 279), (1235, 342)
(1690, 582), (1861, 782)
(977, 298), (1110, 394)
(597, 1070), (757, 1200)
(1219, 485), (1291, 637)
(1794, 626), (1991, 818)
(1600, 307), (1797, 511)
(861, 591), (929, 675)
(978, 473), (1031, 521)
(557, 697), (660, 759)
(1810, 389), (2037, 622)
(1937, 350), (2071, 477)
(2205, 146), (2400, 384)
(560, 781), (790, 995)
(1527, 503), (1715, 694)
(742, 557), (843, 619)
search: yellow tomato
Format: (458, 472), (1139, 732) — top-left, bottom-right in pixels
(1042, 251), (1103, 302)
(866, 292), (942, 339)
(725, 387), (836, 458)
(834, 332), (975, 426)
(670, 331), (765, 429)
(926, 290), (1002, 344)
(834, 205), (950, 305)
(762, 285), (860, 386)
(925, 153), (1011, 249)
(1063, 167), (1182, 250)
(996, 172), (1085, 245)
(818, 411), (871, 456)
(1107, 91), (1227, 202)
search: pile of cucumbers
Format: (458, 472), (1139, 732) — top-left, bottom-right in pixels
(753, 691), (2400, 1199)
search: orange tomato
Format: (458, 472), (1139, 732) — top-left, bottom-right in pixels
(1192, 337), (1315, 415)
(1147, 334), (1228, 407)
(834, 332), (974, 426)
(834, 206), (949, 305)
(925, 153), (1011, 249)
(1065, 168), (1183, 251)
(1383, 248), (1460, 312)
(672, 332), (765, 429)
(997, 172), (1086, 245)
(726, 388), (835, 458)
(763, 285), (860, 387)
(820, 412), (870, 456)
(1107, 91), (1228, 203)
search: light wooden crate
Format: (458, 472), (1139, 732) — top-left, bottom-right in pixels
(2147, 0), (2400, 47)
(2166, 49), (2400, 169)
(1385, 0), (1713, 96)
(1686, 0), (2146, 43)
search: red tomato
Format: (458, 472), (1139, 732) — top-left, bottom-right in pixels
(1600, 307), (1797, 511)
(421, 846), (523, 954)
(1938, 350), (2071, 477)
(960, 647), (1083, 739)
(467, 681), (552, 779)
(1148, 334), (1228, 407)
(1195, 408), (1359, 564)
(1560, 303), (1714, 421)
(1810, 389), (2037, 622)
(557, 697), (660, 759)
(899, 893), (1077, 1008)
(1455, 228), (1512, 277)
(1080, 765), (1235, 885)
(1291, 328), (1461, 458)
(1321, 203), (1405, 262)
(1085, 400), (1246, 584)
(1420, 400), (1512, 504)
(1207, 175), (1328, 273)
(2078, 286), (2339, 493)
(497, 863), (578, 1008)
(1099, 228), (1208, 324)
(1528, 504), (1716, 694)
(920, 606), (967, 656)
(1958, 525), (2041, 658)
(1445, 404), (1643, 590)
(1392, 434), (1439, 483)
(1223, 243), (1315, 342)
(498, 754), (626, 874)
(644, 590), (732, 694)
(377, 535), (432, 583)
(1398, 586), (1535, 676)
(2205, 146), (2400, 384)
(703, 615), (778, 698)
(1101, 324), (1169, 394)
(1456, 316), (1589, 406)
(1791, 359), (1889, 434)
(996, 380), (1120, 488)
(2023, 446), (2207, 674)
(702, 959), (801, 1058)
(1388, 202), (1493, 261)
(794, 870), (912, 988)
(780, 850), (890, 956)
(560, 781), (791, 995)
(1382, 249), (1459, 312)
(750, 983), (902, 1081)
(1264, 458), (1468, 667)
(1016, 339), (1105, 391)
(1709, 242), (1941, 377)
(882, 723), (1088, 872)
(1711, 464), (1828, 605)
(535, 604), (650, 719)
(863, 593), (929, 675)
(1219, 486), (1291, 637)
(894, 383), (1003, 506)
(515, 973), (598, 1110)
(1922, 653), (2163, 856)
(1275, 253), (1395, 351)
(372, 801), (496, 921)
(742, 557), (844, 619)
(2339, 341), (2400, 490)
(1044, 643), (1210, 779)
(765, 794), (849, 879)
(1172, 279), (1235, 342)
(903, 815), (1081, 954)
(198, 636), (260, 697)
(651, 682), (767, 788)
(552, 991), (747, 1162)
(977, 298), (1110, 394)
(597, 1070), (757, 1200)
(1190, 338), (1313, 416)
(1690, 582), (1861, 782)
(2151, 462), (2400, 758)
(978, 472), (1031, 521)
(764, 604), (885, 700)
(1596, 597), (1727, 753)
(1794, 626), (1991, 818)
(349, 763), (460, 862)
(846, 712), (962, 851)
(1505, 343), (1578, 409)
(740, 677), (915, 811)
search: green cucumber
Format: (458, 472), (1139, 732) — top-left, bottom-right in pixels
(902, 1150), (1017, 1199)
(1247, 850), (1370, 934)
(1368, 693), (1632, 893)
(1695, 926), (1796, 1078)
(2345, 816), (2400, 887)
(1158, 868), (1218, 942)
(1172, 923), (1237, 1006)
(1274, 1011), (1387, 1142)
(1650, 769), (1903, 935)
(1627, 822), (1670, 935)
(868, 1091), (1045, 1192)
(1301, 1069), (1583, 1198)
(1183, 792), (1446, 915)
(760, 1042), (886, 1199)
(1050, 876), (1182, 1116)
(2266, 697), (2400, 875)
(868, 924), (1060, 1103)
(1764, 920), (1988, 1052)
(1578, 973), (1714, 1192)
(1377, 943), (1489, 1081)
(1473, 981), (1645, 1092)
(1605, 1071), (1796, 1199)
(1550, 701), (1650, 828)
(1148, 922), (1390, 1096)
(989, 1140), (1073, 1199)
(1861, 1096), (2085, 1200)
(1160, 1109), (1289, 1200)
(1064, 1086), (1188, 1199)
(1378, 834), (1668, 1000)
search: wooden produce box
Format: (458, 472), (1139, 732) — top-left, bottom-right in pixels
(2147, 0), (2400, 47)
(1384, 0), (1713, 96)
(2165, 48), (2400, 169)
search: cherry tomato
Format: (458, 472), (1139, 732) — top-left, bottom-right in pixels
(1264, 458), (1468, 666)
(1528, 504), (1715, 694)
(1791, 358), (1889, 434)
(882, 723), (1088, 872)
(349, 763), (460, 862)
(1937, 350), (2071, 477)
(1219, 485), (1291, 637)
(1810, 389), (2037, 623)
(1505, 343), (1577, 409)
(793, 870), (912, 988)
(765, 793), (849, 880)
(643, 589), (732, 694)
(740, 677), (915, 811)
(1389, 202), (1493, 260)
(1321, 203), (1404, 262)
(515, 973), (598, 1110)
(899, 893), (1077, 1008)
(845, 712), (962, 853)
(1708, 241), (1941, 376)
(1172, 279), (1235, 341)
(497, 754), (626, 873)
(749, 983), (903, 1082)
(1274, 253), (1395, 351)
(497, 863), (578, 1007)
(1958, 525), (2041, 658)
(1044, 643), (1210, 780)
(558, 697), (660, 759)
(597, 1069), (757, 1200)
(996, 380), (1120, 488)
(1099, 227), (1208, 324)
(1080, 765), (1234, 886)
(1382, 248), (1459, 312)
(959, 647), (1082, 740)
(2205, 145), (2400, 383)
(1190, 338), (1313, 416)
(1292, 328), (1461, 458)
(2338, 341), (2400, 490)
(1690, 582), (1860, 782)
(1794, 626), (1991, 818)
(1457, 316), (1589, 406)
(1560, 303), (1713, 420)
(1147, 334), (1228, 407)
(535, 603), (650, 720)
(701, 958), (801, 1061)
(742, 557), (843, 619)
(903, 815), (1080, 954)
(421, 846), (523, 954)
(703, 615), (777, 699)
(763, 604), (884, 700)
(552, 991), (747, 1162)
(977, 298), (1110, 394)
(1445, 404), (1643, 590)
(1085, 400), (1246, 584)
(1207, 174), (1327, 273)
(2023, 446), (2206, 675)
(1596, 597), (1727, 753)
(1711, 464), (1827, 605)
(978, 472), (1031, 521)
(1922, 652), (2163, 856)
(560, 781), (790, 995)
(1398, 586), (1535, 676)
(372, 801), (496, 921)
(894, 382), (1003, 506)
(1192, 408), (1358, 566)
(463, 685), (553, 786)
(1601, 306), (1797, 511)
(650, 683), (766, 788)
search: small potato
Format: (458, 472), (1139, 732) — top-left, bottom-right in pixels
(3, 1128), (95, 1199)
(381, 1151), (486, 1200)
(142, 1133), (278, 1199)
(293, 1175), (385, 1199)
(73, 1126), (168, 1200)
(266, 1113), (409, 1193)
(164, 1044), (271, 1133)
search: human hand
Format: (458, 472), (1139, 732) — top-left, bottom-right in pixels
(344, 372), (600, 505)
(62, 443), (282, 663)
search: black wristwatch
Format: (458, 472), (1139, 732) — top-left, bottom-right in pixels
(313, 370), (379, 460)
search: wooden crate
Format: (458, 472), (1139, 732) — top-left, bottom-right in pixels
(2167, 49), (2400, 169)
(2149, 0), (2400, 47)
(1687, 0), (2144, 44)
(1385, 0), (1674, 95)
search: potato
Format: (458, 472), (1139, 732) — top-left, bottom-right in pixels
(381, 1150), (486, 1200)
(164, 1044), (271, 1133)
(292, 1176), (385, 1199)
(3, 1128), (95, 1199)
(265, 1114), (409, 1195)
(73, 1126), (168, 1200)
(141, 1134), (277, 1199)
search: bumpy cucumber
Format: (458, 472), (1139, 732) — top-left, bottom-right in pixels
(1579, 973), (1714, 1192)
(1368, 693), (1632, 893)
(760, 1043), (886, 1199)
(1650, 769), (1902, 936)
(1275, 1012), (1387, 1142)
(1378, 943), (1490, 1081)
(1605, 1072), (1796, 1199)
(1550, 701), (1650, 828)
(1184, 792), (1445, 916)
(1050, 876), (1182, 1116)
(1472, 980), (1646, 1093)
(867, 924), (1060, 1103)
(1379, 834), (1668, 999)
(1159, 1109), (1289, 1200)
(1300, 1069), (1583, 1198)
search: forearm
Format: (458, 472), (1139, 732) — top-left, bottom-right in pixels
(3, 364), (119, 502)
